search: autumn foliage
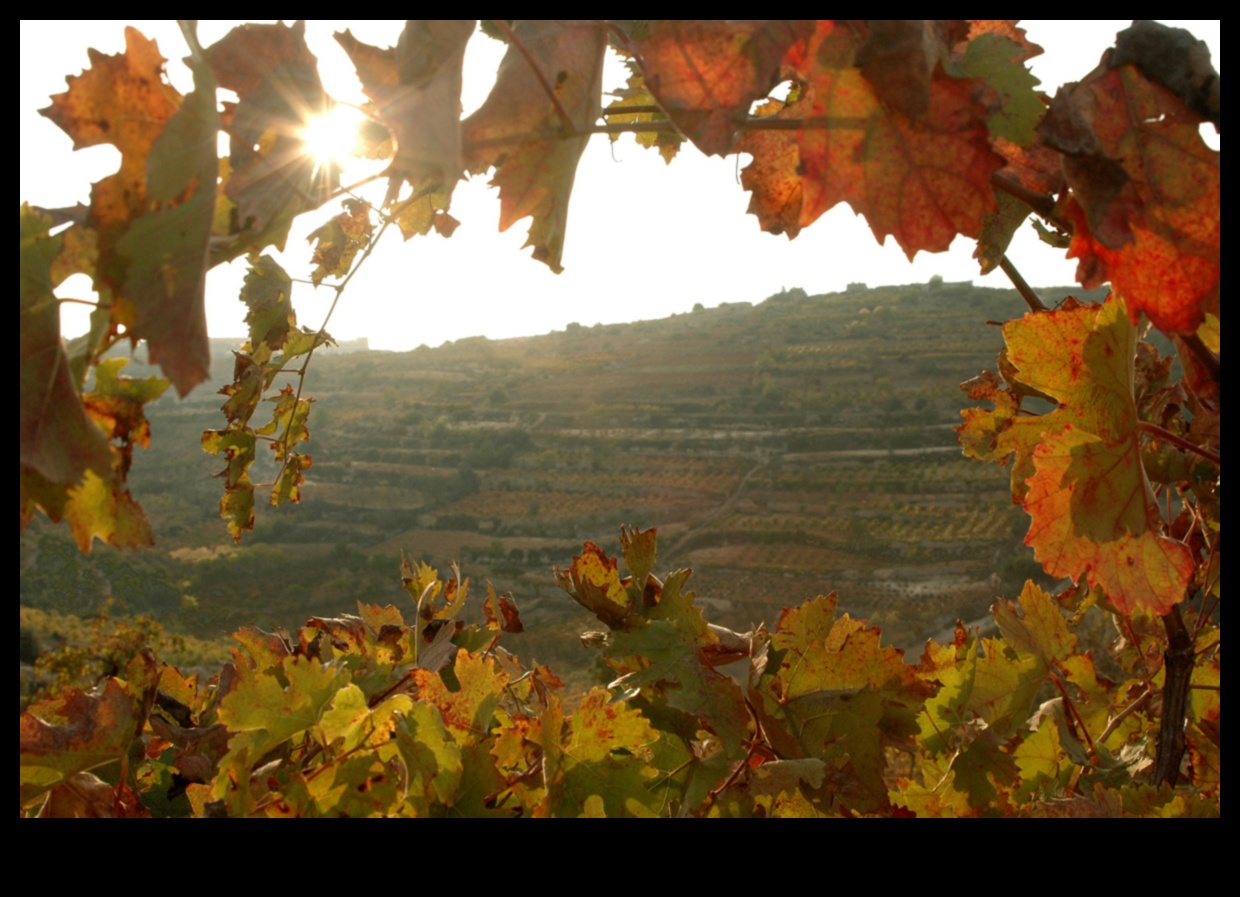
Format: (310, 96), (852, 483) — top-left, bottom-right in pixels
(20, 21), (1219, 816)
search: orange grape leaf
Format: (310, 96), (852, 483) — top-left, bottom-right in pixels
(1003, 297), (1193, 614)
(554, 540), (643, 630)
(40, 27), (181, 275)
(1039, 25), (1219, 336)
(335, 21), (475, 196)
(633, 20), (814, 156)
(738, 94), (805, 238)
(204, 21), (335, 247)
(745, 21), (1004, 257)
(462, 21), (608, 273)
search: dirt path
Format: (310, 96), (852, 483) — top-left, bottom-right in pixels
(664, 455), (769, 559)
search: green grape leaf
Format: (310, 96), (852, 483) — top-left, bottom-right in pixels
(749, 594), (933, 813)
(240, 254), (294, 349)
(413, 650), (507, 745)
(19, 206), (112, 489)
(217, 655), (346, 759)
(914, 624), (979, 755)
(533, 689), (660, 818)
(307, 199), (374, 285)
(949, 29), (1045, 148)
(20, 650), (158, 808)
(966, 637), (1043, 737)
(950, 728), (1019, 810)
(115, 29), (218, 397)
(394, 701), (464, 814)
(992, 580), (1076, 669)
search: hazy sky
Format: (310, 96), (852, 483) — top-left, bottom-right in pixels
(21, 20), (1220, 351)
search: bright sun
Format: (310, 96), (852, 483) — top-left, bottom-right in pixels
(300, 104), (365, 166)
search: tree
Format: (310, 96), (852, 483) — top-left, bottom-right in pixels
(20, 20), (1219, 817)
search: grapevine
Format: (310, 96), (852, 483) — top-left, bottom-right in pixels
(20, 20), (1219, 816)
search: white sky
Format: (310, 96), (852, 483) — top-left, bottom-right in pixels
(20, 20), (1220, 352)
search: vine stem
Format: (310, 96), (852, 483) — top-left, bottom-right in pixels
(1179, 331), (1221, 388)
(491, 20), (579, 136)
(988, 171), (1059, 221)
(269, 211), (394, 493)
(1136, 420), (1220, 466)
(1154, 604), (1195, 785)
(997, 255), (1047, 313)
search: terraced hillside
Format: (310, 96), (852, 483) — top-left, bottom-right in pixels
(21, 281), (1108, 677)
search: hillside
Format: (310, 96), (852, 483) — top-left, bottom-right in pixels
(21, 280), (1110, 676)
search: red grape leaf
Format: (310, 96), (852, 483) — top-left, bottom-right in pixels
(336, 21), (475, 197)
(1040, 41), (1219, 335)
(744, 21), (1004, 257)
(633, 20), (814, 156)
(1001, 298), (1193, 614)
(462, 21), (608, 273)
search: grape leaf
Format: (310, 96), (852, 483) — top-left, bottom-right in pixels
(632, 20), (814, 156)
(609, 569), (751, 758)
(749, 594), (933, 813)
(963, 298), (1194, 615)
(554, 540), (646, 630)
(531, 689), (660, 818)
(413, 651), (507, 745)
(744, 21), (1004, 257)
(204, 21), (335, 249)
(20, 650), (158, 808)
(603, 67), (683, 163)
(308, 199), (374, 285)
(40, 27), (181, 290)
(1008, 299), (1194, 614)
(738, 95), (804, 238)
(1040, 31), (1220, 335)
(462, 21), (608, 273)
(948, 28), (1045, 148)
(335, 21), (475, 196)
(19, 206), (111, 489)
(115, 25), (218, 397)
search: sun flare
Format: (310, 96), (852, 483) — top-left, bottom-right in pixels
(300, 104), (365, 167)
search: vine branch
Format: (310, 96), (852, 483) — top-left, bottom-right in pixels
(1137, 420), (1220, 466)
(1154, 604), (1195, 785)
